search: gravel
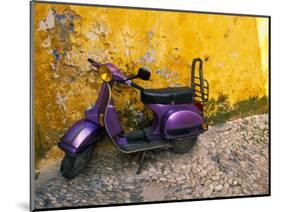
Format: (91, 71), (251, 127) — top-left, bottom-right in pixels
(34, 114), (269, 209)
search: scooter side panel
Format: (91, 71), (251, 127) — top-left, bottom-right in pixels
(58, 119), (104, 155)
(148, 103), (202, 135)
(161, 107), (204, 137)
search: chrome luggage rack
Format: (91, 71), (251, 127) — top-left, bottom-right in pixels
(191, 58), (209, 106)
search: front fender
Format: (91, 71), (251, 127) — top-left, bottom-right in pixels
(58, 119), (104, 156)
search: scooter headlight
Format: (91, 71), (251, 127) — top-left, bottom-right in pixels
(98, 65), (112, 82)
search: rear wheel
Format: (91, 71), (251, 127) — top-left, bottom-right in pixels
(60, 146), (94, 179)
(171, 136), (197, 154)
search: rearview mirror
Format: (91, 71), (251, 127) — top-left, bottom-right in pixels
(138, 68), (151, 80)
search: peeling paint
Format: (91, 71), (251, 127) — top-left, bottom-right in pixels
(38, 9), (55, 31)
(56, 92), (68, 111)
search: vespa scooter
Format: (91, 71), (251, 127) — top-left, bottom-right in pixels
(58, 58), (209, 179)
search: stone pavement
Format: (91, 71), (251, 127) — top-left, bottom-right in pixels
(34, 114), (269, 209)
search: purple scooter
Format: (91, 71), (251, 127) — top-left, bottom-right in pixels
(58, 58), (209, 179)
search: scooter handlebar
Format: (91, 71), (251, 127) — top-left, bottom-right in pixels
(88, 58), (143, 91)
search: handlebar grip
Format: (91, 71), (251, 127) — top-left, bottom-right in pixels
(87, 58), (95, 63)
(88, 58), (100, 68)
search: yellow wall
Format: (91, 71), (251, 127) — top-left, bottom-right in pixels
(257, 18), (269, 95)
(33, 3), (269, 160)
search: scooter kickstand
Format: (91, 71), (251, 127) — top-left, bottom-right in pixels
(136, 151), (146, 175)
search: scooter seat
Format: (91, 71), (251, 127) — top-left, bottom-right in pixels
(141, 87), (194, 104)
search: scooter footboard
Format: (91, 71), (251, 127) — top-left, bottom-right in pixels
(58, 119), (104, 156)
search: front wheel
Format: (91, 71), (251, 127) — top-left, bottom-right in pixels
(171, 136), (197, 154)
(60, 146), (94, 179)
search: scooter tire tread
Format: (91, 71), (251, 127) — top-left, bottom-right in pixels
(171, 136), (197, 154)
(60, 146), (93, 179)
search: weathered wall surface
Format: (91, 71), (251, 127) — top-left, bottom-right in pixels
(33, 3), (269, 163)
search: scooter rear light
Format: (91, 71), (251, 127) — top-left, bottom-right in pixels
(202, 122), (208, 130)
(194, 101), (204, 111)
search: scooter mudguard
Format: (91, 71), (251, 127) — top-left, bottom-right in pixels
(58, 119), (104, 156)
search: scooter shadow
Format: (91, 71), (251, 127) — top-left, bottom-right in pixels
(83, 144), (189, 177)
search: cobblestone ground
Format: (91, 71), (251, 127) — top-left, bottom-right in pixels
(34, 114), (269, 209)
